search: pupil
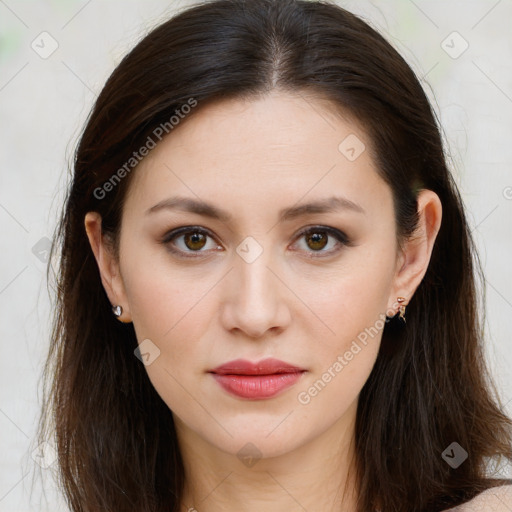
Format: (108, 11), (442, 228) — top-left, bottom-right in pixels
(185, 232), (206, 250)
(307, 232), (327, 250)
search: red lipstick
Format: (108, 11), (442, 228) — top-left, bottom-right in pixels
(209, 358), (306, 399)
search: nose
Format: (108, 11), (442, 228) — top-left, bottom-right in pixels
(220, 248), (292, 339)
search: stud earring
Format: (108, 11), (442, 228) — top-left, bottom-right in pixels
(112, 305), (123, 318)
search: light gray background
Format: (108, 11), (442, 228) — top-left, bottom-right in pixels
(1, 0), (511, 510)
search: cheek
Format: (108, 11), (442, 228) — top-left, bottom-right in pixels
(121, 235), (217, 334)
(292, 274), (386, 418)
(119, 241), (221, 383)
(290, 251), (394, 348)
(123, 261), (215, 414)
(289, 250), (393, 402)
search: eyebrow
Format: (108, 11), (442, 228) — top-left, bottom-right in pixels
(146, 195), (366, 221)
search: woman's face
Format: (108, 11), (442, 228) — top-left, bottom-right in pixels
(107, 91), (404, 459)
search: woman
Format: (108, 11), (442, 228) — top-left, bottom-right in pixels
(37, 0), (512, 511)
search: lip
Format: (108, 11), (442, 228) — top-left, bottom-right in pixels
(209, 358), (306, 400)
(211, 358), (305, 375)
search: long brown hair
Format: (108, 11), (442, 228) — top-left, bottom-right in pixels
(36, 1), (512, 510)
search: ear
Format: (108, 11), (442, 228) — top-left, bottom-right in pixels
(84, 211), (132, 323)
(387, 189), (442, 314)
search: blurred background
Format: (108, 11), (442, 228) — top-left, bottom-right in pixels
(0, 0), (511, 510)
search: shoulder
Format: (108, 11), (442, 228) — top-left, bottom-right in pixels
(442, 484), (512, 511)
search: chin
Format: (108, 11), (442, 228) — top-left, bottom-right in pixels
(200, 414), (319, 460)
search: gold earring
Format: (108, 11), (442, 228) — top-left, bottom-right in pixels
(397, 297), (407, 323)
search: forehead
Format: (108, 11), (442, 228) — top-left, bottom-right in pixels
(124, 90), (391, 223)
(142, 90), (365, 164)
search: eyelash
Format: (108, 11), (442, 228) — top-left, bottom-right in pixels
(160, 225), (351, 260)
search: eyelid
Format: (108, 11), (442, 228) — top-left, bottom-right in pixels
(161, 225), (216, 243)
(160, 226), (222, 259)
(293, 225), (349, 243)
(290, 225), (351, 257)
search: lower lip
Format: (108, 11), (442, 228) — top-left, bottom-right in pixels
(211, 372), (304, 399)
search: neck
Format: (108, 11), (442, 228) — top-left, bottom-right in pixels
(175, 402), (360, 512)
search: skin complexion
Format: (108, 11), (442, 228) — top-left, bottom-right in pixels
(85, 90), (442, 511)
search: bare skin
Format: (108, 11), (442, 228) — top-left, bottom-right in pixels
(85, 90), (442, 511)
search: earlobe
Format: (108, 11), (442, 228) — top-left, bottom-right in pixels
(84, 212), (132, 323)
(388, 189), (442, 312)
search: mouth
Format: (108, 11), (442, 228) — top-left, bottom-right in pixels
(209, 358), (306, 400)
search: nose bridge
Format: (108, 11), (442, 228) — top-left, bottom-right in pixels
(235, 240), (276, 307)
(221, 237), (290, 337)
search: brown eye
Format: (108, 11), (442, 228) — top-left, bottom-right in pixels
(183, 231), (207, 251)
(292, 226), (350, 258)
(162, 226), (222, 258)
(305, 231), (328, 251)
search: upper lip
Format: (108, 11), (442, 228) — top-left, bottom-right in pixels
(210, 358), (306, 375)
